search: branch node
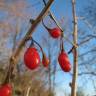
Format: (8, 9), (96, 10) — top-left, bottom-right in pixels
(30, 19), (35, 24)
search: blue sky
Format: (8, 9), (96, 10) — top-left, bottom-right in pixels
(0, 0), (96, 96)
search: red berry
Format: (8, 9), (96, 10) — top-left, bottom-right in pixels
(42, 53), (49, 67)
(61, 63), (71, 72)
(48, 27), (61, 38)
(58, 51), (71, 72)
(24, 47), (40, 70)
(0, 84), (12, 96)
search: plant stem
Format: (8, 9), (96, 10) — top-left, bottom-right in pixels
(71, 0), (78, 96)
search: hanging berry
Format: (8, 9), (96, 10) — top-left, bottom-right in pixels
(24, 47), (40, 70)
(58, 34), (71, 72)
(58, 51), (71, 72)
(0, 84), (12, 96)
(42, 20), (61, 39)
(47, 27), (61, 38)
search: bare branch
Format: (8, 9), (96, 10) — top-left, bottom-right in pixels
(78, 72), (96, 76)
(71, 0), (78, 96)
(78, 16), (96, 34)
(4, 0), (54, 84)
(79, 47), (96, 58)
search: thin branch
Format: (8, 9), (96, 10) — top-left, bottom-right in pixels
(78, 72), (96, 76)
(79, 48), (96, 58)
(78, 37), (93, 46)
(69, 72), (96, 77)
(42, 0), (63, 31)
(79, 57), (96, 66)
(78, 34), (96, 46)
(4, 0), (54, 84)
(71, 0), (78, 96)
(77, 16), (96, 46)
(78, 16), (96, 34)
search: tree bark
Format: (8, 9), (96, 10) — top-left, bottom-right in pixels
(71, 0), (78, 96)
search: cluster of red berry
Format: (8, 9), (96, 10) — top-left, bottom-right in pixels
(24, 37), (50, 70)
(24, 22), (71, 72)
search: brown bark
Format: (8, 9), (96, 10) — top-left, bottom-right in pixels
(71, 0), (78, 96)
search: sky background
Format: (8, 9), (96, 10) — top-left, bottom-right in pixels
(0, 0), (96, 96)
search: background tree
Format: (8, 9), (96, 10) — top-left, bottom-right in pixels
(76, 0), (96, 95)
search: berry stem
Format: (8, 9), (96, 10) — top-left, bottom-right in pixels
(31, 38), (45, 58)
(42, 0), (63, 32)
(25, 36), (45, 57)
(42, 19), (51, 31)
(29, 38), (34, 48)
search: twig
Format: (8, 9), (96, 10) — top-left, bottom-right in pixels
(71, 0), (78, 96)
(42, 0), (63, 31)
(78, 16), (96, 33)
(78, 72), (96, 76)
